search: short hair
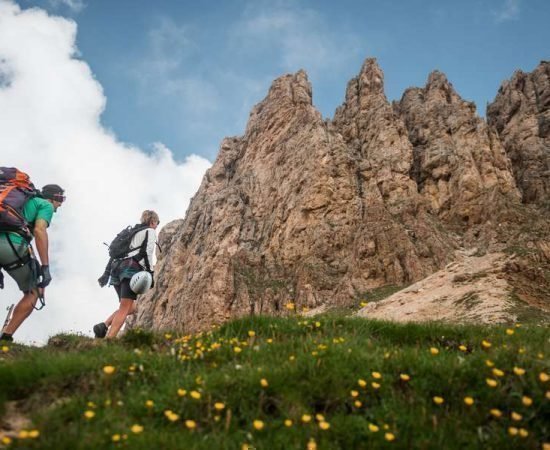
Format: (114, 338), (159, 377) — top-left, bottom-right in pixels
(141, 210), (159, 226)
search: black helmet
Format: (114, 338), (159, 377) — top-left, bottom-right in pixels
(41, 184), (66, 202)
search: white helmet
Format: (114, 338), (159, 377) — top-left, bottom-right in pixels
(130, 271), (153, 295)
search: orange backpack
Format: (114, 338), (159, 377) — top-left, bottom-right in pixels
(0, 167), (37, 242)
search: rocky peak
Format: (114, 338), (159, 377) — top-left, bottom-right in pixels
(134, 58), (548, 335)
(396, 70), (520, 227)
(487, 61), (550, 206)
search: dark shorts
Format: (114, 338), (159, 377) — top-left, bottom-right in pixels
(114, 278), (137, 301)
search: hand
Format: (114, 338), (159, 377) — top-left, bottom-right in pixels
(38, 265), (52, 288)
(98, 273), (110, 288)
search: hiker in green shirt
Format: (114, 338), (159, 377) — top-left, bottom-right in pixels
(0, 185), (65, 341)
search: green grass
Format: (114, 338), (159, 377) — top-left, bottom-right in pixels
(0, 316), (549, 449)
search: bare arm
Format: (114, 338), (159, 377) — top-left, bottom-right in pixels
(33, 219), (49, 266)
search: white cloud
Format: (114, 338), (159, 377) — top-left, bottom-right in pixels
(0, 0), (211, 344)
(49, 0), (85, 13)
(493, 0), (520, 23)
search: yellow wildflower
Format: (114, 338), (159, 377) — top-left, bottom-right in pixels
(464, 397), (474, 406)
(358, 379), (367, 387)
(518, 347), (526, 354)
(511, 412), (522, 421)
(145, 400), (154, 408)
(368, 423), (379, 432)
(1, 437), (12, 445)
(360, 301), (368, 307)
(84, 410), (95, 419)
(350, 390), (359, 397)
(519, 428), (529, 438)
(315, 414), (325, 422)
(486, 378), (498, 387)
(492, 368), (505, 377)
(506, 328), (514, 335)
(482, 340), (491, 348)
(214, 402), (225, 410)
(319, 421), (330, 430)
(430, 347), (439, 355)
(131, 424), (143, 434)
(233, 347), (242, 353)
(177, 388), (187, 397)
(522, 396), (533, 406)
(190, 390), (201, 400)
(253, 420), (264, 430)
(289, 355), (295, 361)
(307, 438), (317, 450)
(1, 346), (9, 353)
(354, 400), (362, 407)
(485, 359), (494, 367)
(372, 382), (381, 389)
(433, 396), (444, 405)
(315, 321), (321, 328)
(164, 410), (179, 422)
(508, 427), (518, 436)
(248, 330), (255, 337)
(285, 302), (295, 310)
(103, 365), (116, 375)
(400, 374), (410, 381)
(458, 345), (467, 352)
(284, 419), (293, 427)
(372, 371), (382, 379)
(385, 432), (396, 441)
(490, 408), (502, 418)
(301, 414), (312, 423)
(18, 430), (29, 439)
(28, 430), (40, 438)
(185, 420), (197, 429)
(540, 372), (549, 382)
(260, 378), (268, 387)
(267, 338), (273, 344)
(112, 434), (121, 442)
(513, 367), (525, 376)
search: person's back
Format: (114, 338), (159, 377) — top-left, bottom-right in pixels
(94, 210), (159, 339)
(0, 183), (65, 341)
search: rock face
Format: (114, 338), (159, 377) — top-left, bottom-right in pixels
(395, 71), (520, 226)
(487, 61), (550, 206)
(136, 58), (549, 332)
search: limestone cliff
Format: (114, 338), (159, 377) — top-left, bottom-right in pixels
(487, 61), (550, 206)
(135, 58), (549, 332)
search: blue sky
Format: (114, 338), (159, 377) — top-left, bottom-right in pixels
(20, 0), (550, 161)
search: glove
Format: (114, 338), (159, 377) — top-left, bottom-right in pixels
(98, 272), (110, 288)
(98, 258), (113, 288)
(38, 265), (52, 288)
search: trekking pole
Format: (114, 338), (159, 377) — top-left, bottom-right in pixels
(2, 304), (14, 331)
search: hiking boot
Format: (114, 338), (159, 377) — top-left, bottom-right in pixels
(93, 322), (108, 339)
(0, 333), (13, 342)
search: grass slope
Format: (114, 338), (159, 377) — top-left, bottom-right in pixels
(0, 316), (549, 449)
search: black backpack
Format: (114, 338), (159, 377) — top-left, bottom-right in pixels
(108, 224), (149, 260)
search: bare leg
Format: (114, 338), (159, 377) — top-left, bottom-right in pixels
(106, 298), (134, 338)
(105, 302), (136, 328)
(104, 311), (117, 327)
(3, 290), (39, 335)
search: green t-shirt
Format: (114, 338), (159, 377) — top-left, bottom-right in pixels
(0, 197), (55, 245)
